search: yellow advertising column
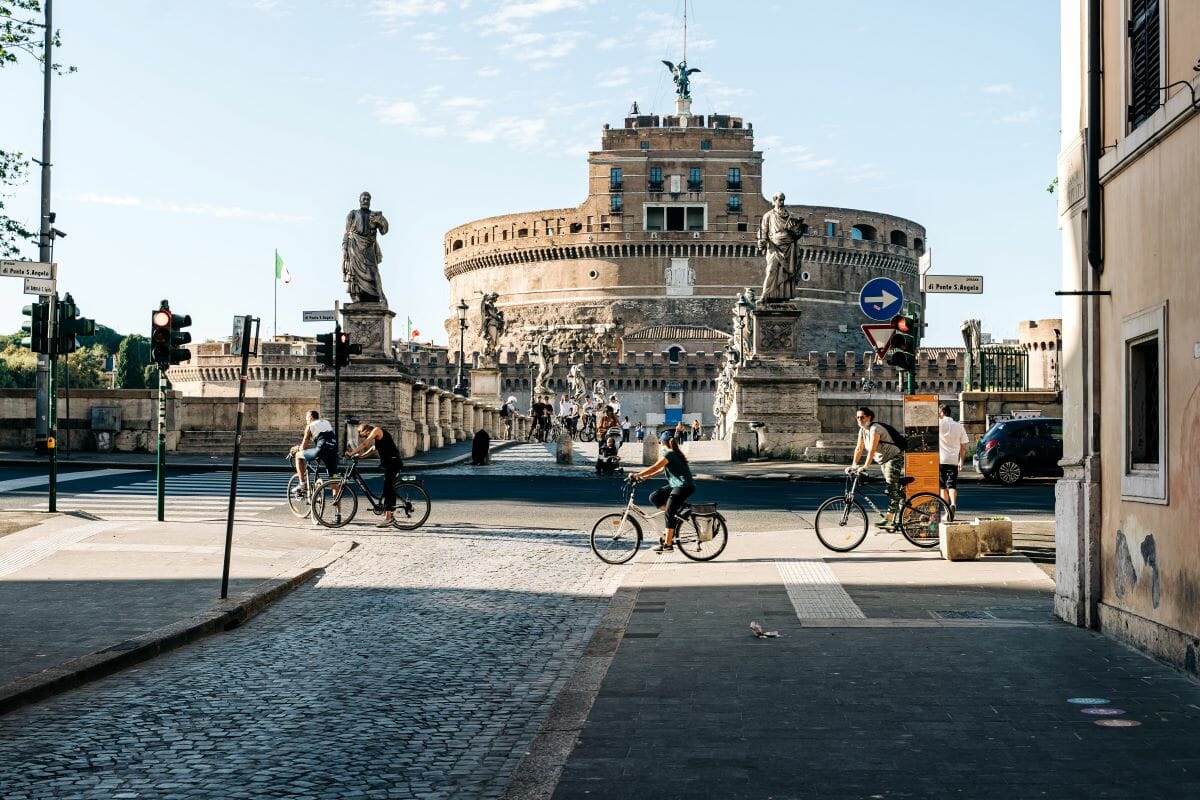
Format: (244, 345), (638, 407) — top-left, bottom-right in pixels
(902, 394), (939, 498)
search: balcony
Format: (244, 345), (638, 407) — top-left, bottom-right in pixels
(648, 181), (663, 192)
(687, 181), (703, 192)
(609, 181), (623, 192)
(726, 181), (742, 191)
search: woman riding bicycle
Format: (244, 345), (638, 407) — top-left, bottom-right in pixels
(630, 429), (695, 553)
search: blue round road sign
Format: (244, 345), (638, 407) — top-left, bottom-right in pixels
(859, 277), (904, 321)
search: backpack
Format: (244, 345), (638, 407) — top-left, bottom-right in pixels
(500, 404), (511, 418)
(875, 421), (908, 452)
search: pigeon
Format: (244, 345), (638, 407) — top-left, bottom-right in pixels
(750, 621), (780, 638)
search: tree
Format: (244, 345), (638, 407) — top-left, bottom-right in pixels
(78, 323), (123, 355)
(114, 335), (148, 389)
(143, 363), (159, 389)
(63, 344), (107, 389)
(1, 1), (74, 258)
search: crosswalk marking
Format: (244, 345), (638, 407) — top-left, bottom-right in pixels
(0, 468), (140, 493)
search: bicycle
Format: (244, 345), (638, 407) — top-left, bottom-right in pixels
(311, 456), (431, 530)
(576, 414), (596, 443)
(590, 479), (729, 564)
(813, 469), (949, 552)
(285, 452), (333, 520)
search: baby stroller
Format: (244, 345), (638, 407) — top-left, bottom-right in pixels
(595, 430), (624, 475)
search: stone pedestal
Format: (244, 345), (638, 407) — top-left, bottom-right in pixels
(975, 518), (1014, 555)
(319, 302), (416, 456)
(724, 303), (821, 459)
(471, 366), (503, 409)
(940, 523), (981, 561)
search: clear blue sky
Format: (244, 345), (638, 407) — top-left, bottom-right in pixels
(0, 0), (1062, 347)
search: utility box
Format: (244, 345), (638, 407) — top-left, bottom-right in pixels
(91, 406), (123, 453)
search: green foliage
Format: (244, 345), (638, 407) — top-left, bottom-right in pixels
(143, 363), (160, 389)
(1, 1), (76, 259)
(0, 338), (36, 387)
(63, 344), (108, 389)
(1046, 176), (1059, 195)
(78, 323), (123, 355)
(114, 334), (149, 389)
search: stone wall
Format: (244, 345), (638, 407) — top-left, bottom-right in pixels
(0, 389), (176, 452)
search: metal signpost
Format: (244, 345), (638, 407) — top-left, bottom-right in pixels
(222, 314), (260, 600)
(858, 277), (904, 321)
(922, 274), (983, 294)
(4, 262), (58, 507)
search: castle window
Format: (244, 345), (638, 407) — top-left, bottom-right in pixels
(646, 207), (665, 231)
(1127, 0), (1161, 129)
(640, 141), (650, 151)
(610, 167), (623, 191)
(727, 168), (741, 191)
(688, 167), (702, 191)
(727, 195), (741, 212)
(825, 220), (839, 237)
(914, 237), (924, 255)
(737, 222), (748, 232)
(569, 222), (582, 233)
(517, 228), (528, 238)
(890, 230), (908, 247)
(452, 239), (464, 251)
(667, 346), (683, 364)
(645, 205), (706, 232)
(648, 166), (663, 192)
(610, 195), (623, 213)
(700, 140), (711, 151)
(850, 224), (876, 241)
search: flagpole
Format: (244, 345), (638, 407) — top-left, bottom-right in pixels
(273, 249), (278, 342)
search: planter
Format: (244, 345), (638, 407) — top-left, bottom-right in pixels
(939, 522), (980, 561)
(975, 517), (1013, 555)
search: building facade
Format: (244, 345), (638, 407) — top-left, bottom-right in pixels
(1057, 0), (1200, 674)
(441, 106), (927, 372)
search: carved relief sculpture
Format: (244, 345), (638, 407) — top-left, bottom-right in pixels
(342, 191), (389, 304)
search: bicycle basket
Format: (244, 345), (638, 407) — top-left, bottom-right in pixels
(690, 502), (718, 515)
(696, 515), (716, 542)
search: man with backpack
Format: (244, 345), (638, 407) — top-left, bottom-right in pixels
(848, 406), (906, 530)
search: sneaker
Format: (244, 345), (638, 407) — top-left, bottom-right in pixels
(376, 518), (394, 528)
(653, 543), (674, 554)
(874, 518), (893, 530)
(949, 505), (956, 522)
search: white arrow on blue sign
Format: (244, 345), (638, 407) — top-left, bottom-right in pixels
(858, 277), (904, 321)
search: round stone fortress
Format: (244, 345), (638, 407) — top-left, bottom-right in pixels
(442, 106), (926, 360)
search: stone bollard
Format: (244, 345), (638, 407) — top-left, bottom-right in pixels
(555, 432), (573, 465)
(641, 426), (659, 465)
(939, 522), (980, 561)
(975, 518), (1014, 555)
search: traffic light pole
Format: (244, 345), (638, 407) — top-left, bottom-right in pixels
(156, 366), (167, 522)
(34, 0), (54, 454)
(333, 321), (342, 451)
(47, 292), (59, 512)
(222, 315), (257, 600)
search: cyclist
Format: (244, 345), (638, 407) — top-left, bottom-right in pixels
(562, 395), (579, 436)
(848, 406), (904, 530)
(289, 410), (337, 491)
(345, 422), (404, 527)
(631, 429), (695, 553)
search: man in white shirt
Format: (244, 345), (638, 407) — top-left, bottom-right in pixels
(938, 404), (970, 518)
(562, 397), (579, 435)
(608, 394), (621, 417)
(848, 406), (904, 529)
(290, 409), (336, 486)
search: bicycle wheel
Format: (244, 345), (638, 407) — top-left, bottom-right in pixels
(899, 493), (949, 549)
(391, 482), (432, 530)
(590, 513), (642, 564)
(286, 474), (310, 517)
(314, 479), (358, 528)
(677, 513), (729, 562)
(813, 497), (868, 552)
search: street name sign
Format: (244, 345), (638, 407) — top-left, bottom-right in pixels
(302, 309), (337, 322)
(859, 277), (904, 321)
(231, 315), (247, 356)
(861, 324), (896, 360)
(23, 277), (54, 295)
(0, 260), (55, 280)
(922, 274), (983, 294)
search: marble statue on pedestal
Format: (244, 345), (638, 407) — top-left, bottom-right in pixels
(480, 292), (504, 358)
(342, 191), (389, 304)
(758, 192), (805, 302)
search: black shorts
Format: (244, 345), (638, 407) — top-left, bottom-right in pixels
(938, 464), (959, 490)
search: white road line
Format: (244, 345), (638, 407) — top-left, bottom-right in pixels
(0, 468), (140, 493)
(776, 559), (866, 620)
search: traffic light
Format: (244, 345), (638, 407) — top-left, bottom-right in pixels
(315, 332), (335, 367)
(151, 303), (173, 364)
(885, 312), (919, 373)
(335, 331), (362, 367)
(21, 301), (51, 354)
(56, 293), (95, 356)
(169, 310), (192, 365)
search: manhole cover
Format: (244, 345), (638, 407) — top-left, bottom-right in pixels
(1095, 719), (1141, 728)
(1082, 707), (1127, 716)
(929, 610), (996, 620)
(1068, 697), (1110, 705)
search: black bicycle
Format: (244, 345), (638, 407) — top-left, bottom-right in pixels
(576, 414), (596, 443)
(813, 470), (948, 552)
(312, 456), (431, 530)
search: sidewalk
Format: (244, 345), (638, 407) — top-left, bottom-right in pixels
(509, 528), (1200, 799)
(0, 510), (349, 715)
(0, 438), (520, 473)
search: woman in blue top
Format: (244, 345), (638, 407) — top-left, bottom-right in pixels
(632, 429), (695, 553)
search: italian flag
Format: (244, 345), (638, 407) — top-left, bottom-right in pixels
(275, 250), (291, 284)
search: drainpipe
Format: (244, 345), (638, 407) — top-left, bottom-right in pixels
(1086, 0), (1103, 274)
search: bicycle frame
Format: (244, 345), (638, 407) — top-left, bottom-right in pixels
(328, 458), (417, 512)
(841, 471), (890, 520)
(617, 483), (666, 529)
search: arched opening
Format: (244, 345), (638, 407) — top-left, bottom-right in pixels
(889, 230), (908, 247)
(850, 224), (877, 241)
(517, 228), (528, 238)
(452, 239), (464, 251)
(569, 222), (582, 233)
(667, 346), (683, 364)
(914, 237), (925, 255)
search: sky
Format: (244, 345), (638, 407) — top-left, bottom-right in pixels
(0, 0), (1063, 348)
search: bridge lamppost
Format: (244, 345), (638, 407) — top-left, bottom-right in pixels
(453, 298), (470, 396)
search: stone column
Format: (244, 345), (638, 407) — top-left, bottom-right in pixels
(411, 382), (430, 453)
(425, 388), (444, 450)
(438, 390), (456, 444)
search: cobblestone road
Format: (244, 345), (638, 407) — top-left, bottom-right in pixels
(0, 524), (626, 799)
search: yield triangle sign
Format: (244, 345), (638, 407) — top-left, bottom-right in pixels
(862, 324), (895, 359)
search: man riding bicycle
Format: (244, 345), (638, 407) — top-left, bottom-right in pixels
(345, 422), (404, 527)
(289, 410), (338, 490)
(630, 429), (695, 553)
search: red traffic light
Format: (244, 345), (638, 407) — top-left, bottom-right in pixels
(890, 314), (910, 334)
(152, 309), (172, 328)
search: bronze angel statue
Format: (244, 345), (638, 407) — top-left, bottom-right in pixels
(662, 59), (700, 100)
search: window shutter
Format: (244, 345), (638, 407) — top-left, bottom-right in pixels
(1128, 0), (1161, 128)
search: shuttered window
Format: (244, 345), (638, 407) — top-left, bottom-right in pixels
(1128, 0), (1161, 129)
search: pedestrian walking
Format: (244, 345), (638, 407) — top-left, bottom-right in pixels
(848, 406), (905, 530)
(635, 422), (645, 442)
(938, 404), (969, 520)
(691, 418), (701, 441)
(621, 416), (631, 443)
(674, 420), (687, 442)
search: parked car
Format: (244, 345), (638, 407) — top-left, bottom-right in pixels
(974, 417), (1063, 485)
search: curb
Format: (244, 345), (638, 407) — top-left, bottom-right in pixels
(499, 576), (642, 800)
(0, 540), (355, 718)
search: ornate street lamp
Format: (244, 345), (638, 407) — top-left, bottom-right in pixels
(734, 294), (754, 355)
(453, 298), (470, 396)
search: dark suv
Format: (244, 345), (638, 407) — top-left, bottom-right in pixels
(974, 418), (1063, 485)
